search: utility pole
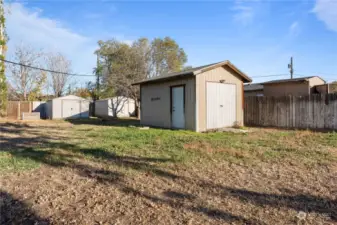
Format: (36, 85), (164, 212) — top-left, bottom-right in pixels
(95, 53), (100, 101)
(288, 56), (294, 79)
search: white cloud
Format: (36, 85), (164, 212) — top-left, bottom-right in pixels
(289, 21), (300, 37)
(313, 0), (337, 31)
(233, 6), (254, 25)
(5, 3), (97, 84)
(232, 0), (259, 25)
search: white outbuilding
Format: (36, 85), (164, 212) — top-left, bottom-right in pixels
(95, 96), (135, 118)
(46, 95), (91, 119)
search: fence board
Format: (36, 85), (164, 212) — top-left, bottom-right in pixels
(244, 94), (337, 130)
(7, 101), (19, 119)
(5, 101), (45, 119)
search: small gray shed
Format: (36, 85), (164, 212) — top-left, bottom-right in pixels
(46, 95), (91, 119)
(95, 96), (135, 118)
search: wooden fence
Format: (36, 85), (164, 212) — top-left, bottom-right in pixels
(244, 94), (337, 130)
(6, 101), (46, 119)
(7, 101), (32, 119)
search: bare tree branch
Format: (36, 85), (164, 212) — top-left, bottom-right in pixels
(46, 52), (72, 97)
(8, 45), (45, 100)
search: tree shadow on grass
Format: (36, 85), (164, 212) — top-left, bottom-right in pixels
(0, 122), (264, 224)
(0, 122), (30, 135)
(123, 187), (266, 225)
(66, 118), (140, 127)
(196, 179), (337, 222)
(0, 191), (50, 225)
(1, 122), (335, 224)
(223, 187), (337, 221)
(0, 121), (180, 182)
(73, 147), (180, 179)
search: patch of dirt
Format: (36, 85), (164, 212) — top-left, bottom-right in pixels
(1, 121), (336, 225)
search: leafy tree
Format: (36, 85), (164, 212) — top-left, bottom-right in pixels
(95, 37), (188, 117)
(28, 71), (47, 101)
(92, 56), (104, 100)
(73, 87), (91, 99)
(149, 37), (187, 77)
(182, 65), (193, 71)
(0, 0), (7, 116)
(86, 81), (97, 100)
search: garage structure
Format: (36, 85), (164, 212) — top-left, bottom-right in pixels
(262, 76), (325, 97)
(46, 95), (91, 119)
(133, 60), (252, 132)
(95, 97), (136, 118)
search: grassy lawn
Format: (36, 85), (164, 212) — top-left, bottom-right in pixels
(0, 119), (336, 224)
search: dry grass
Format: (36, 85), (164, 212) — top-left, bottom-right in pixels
(0, 119), (336, 225)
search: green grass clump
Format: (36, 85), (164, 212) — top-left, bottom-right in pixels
(1, 119), (336, 173)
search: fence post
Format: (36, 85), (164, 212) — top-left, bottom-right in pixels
(292, 96), (295, 128)
(17, 101), (20, 120)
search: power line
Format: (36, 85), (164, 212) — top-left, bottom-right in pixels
(295, 73), (337, 79)
(2, 57), (335, 81)
(0, 58), (95, 77)
(250, 74), (289, 78)
(251, 73), (336, 80)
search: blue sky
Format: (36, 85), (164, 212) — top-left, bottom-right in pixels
(5, 0), (337, 87)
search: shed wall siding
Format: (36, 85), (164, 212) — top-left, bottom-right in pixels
(196, 66), (244, 132)
(263, 82), (309, 97)
(50, 99), (90, 119)
(95, 100), (109, 117)
(308, 77), (325, 87)
(80, 101), (90, 118)
(46, 101), (52, 119)
(95, 98), (135, 118)
(316, 84), (329, 94)
(308, 77), (326, 95)
(140, 77), (196, 130)
(52, 99), (63, 119)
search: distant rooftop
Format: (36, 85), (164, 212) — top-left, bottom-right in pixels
(263, 76), (325, 84)
(244, 83), (263, 91)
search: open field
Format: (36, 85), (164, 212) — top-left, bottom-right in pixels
(0, 118), (336, 224)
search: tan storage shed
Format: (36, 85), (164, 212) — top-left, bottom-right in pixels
(133, 60), (252, 132)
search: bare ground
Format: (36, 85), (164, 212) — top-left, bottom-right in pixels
(0, 120), (336, 225)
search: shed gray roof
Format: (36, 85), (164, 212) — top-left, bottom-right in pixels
(244, 83), (263, 91)
(262, 76), (325, 85)
(132, 60), (252, 85)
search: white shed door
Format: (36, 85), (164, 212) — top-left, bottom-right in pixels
(62, 100), (81, 119)
(171, 86), (185, 129)
(206, 82), (236, 129)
